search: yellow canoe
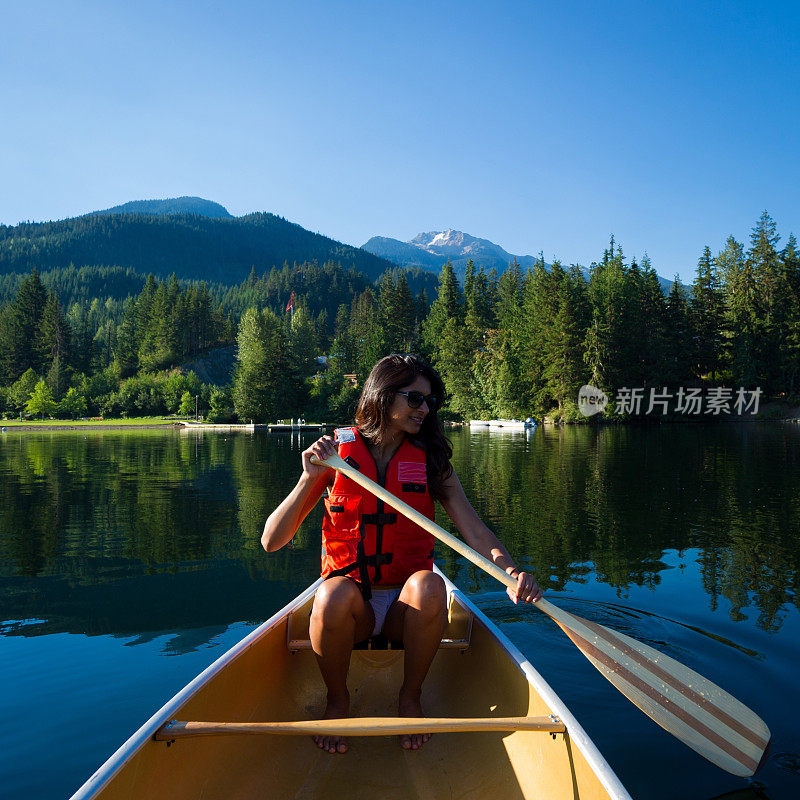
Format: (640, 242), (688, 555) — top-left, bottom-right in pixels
(70, 569), (631, 800)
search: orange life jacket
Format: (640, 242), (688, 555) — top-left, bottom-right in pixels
(321, 427), (435, 596)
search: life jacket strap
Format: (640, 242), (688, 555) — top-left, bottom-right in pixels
(324, 550), (394, 601)
(362, 512), (398, 526)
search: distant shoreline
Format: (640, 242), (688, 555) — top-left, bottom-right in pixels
(2, 425), (183, 432)
(0, 420), (182, 432)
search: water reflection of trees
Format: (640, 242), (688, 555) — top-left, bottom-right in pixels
(1, 426), (798, 635)
(450, 425), (800, 632)
(0, 432), (320, 637)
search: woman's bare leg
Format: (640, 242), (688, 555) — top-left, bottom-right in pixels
(309, 577), (374, 753)
(382, 570), (447, 750)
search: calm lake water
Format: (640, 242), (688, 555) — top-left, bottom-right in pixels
(1, 424), (798, 799)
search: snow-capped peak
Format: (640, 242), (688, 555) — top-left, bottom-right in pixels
(409, 229), (507, 259)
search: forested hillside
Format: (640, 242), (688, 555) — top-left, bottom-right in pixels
(0, 212), (797, 425)
(90, 196), (232, 218)
(0, 211), (393, 283)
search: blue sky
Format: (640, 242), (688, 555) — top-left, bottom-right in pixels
(2, 0), (798, 282)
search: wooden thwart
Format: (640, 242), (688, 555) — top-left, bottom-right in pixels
(156, 716), (566, 740)
(310, 453), (771, 777)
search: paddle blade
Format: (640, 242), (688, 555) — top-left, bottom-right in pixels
(547, 605), (770, 776)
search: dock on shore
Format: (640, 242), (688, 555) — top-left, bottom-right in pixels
(179, 421), (329, 433)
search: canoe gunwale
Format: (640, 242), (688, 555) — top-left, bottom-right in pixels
(70, 569), (632, 800)
(68, 578), (325, 800)
(436, 568), (633, 800)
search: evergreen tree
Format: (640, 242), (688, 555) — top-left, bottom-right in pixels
(637, 255), (669, 385)
(780, 234), (800, 394)
(114, 314), (139, 377)
(346, 288), (386, 379)
(287, 305), (318, 411)
(690, 246), (725, 379)
(747, 212), (785, 391)
(37, 292), (71, 373)
(68, 302), (96, 376)
(0, 269), (48, 381)
(329, 304), (353, 374)
(233, 307), (288, 422)
(429, 317), (469, 415)
(421, 261), (462, 360)
(541, 265), (591, 414)
(139, 280), (178, 370)
(521, 258), (556, 413)
(716, 235), (755, 385)
(664, 278), (693, 385)
(490, 260), (529, 416)
(135, 275), (158, 342)
(46, 356), (69, 401)
(378, 271), (415, 353)
(465, 264), (496, 334)
(584, 240), (635, 397)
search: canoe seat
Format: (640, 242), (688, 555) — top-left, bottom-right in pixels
(286, 595), (472, 653)
(287, 632), (471, 652)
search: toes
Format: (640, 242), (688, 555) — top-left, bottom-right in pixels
(401, 734), (412, 750)
(319, 735), (347, 754)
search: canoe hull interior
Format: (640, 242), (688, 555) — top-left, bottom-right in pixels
(74, 579), (628, 800)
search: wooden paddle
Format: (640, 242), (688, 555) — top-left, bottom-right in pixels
(156, 716), (566, 739)
(311, 452), (771, 777)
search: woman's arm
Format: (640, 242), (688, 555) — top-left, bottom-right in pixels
(261, 435), (336, 552)
(440, 468), (542, 604)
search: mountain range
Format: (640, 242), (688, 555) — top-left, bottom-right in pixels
(1, 197), (678, 293)
(0, 198), (392, 285)
(90, 196), (232, 219)
(362, 229), (542, 280)
(363, 229), (677, 293)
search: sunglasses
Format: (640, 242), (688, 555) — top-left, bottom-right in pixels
(396, 390), (439, 411)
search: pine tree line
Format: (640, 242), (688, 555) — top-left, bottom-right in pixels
(2, 211), (798, 423)
(417, 213), (800, 419)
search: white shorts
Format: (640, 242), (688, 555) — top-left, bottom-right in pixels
(368, 587), (402, 637)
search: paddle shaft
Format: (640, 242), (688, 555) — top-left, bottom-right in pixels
(309, 451), (771, 777)
(156, 716), (565, 739)
(310, 453), (561, 617)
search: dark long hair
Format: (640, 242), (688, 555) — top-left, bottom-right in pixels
(354, 354), (453, 501)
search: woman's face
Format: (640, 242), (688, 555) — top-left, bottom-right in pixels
(386, 374), (434, 438)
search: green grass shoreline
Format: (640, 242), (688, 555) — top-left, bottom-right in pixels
(0, 417), (182, 430)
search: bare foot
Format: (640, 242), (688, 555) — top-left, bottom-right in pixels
(313, 693), (350, 754)
(399, 689), (430, 750)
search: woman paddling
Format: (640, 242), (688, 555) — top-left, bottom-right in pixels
(261, 354), (542, 754)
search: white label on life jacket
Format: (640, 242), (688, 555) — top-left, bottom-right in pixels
(334, 427), (356, 443)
